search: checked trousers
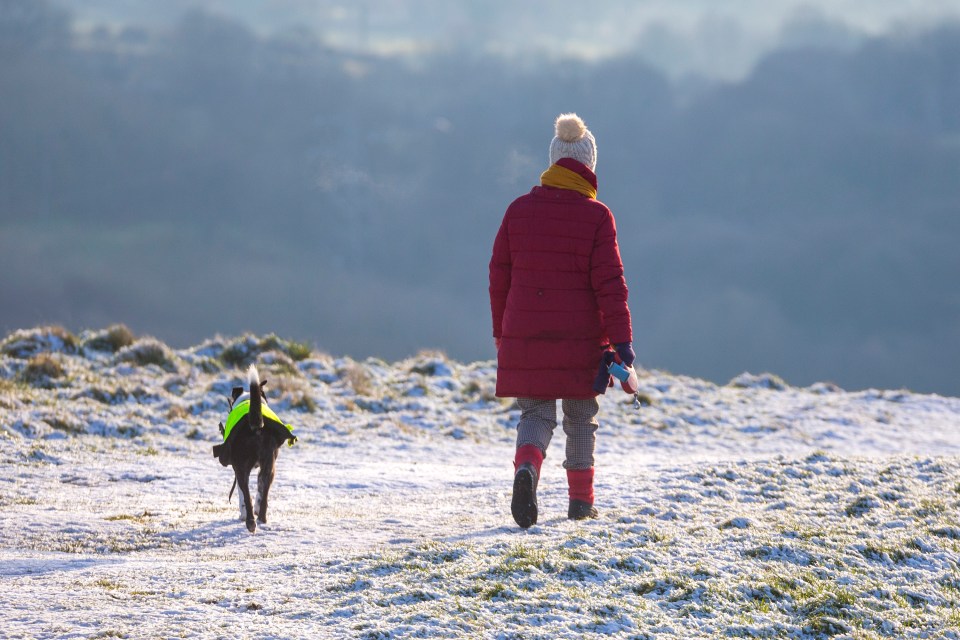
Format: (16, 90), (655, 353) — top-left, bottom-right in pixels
(515, 397), (600, 470)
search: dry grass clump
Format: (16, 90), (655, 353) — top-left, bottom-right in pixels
(1, 325), (79, 358)
(259, 351), (300, 377)
(83, 324), (136, 353)
(284, 340), (313, 362)
(166, 404), (190, 421)
(343, 362), (375, 396)
(115, 338), (177, 371)
(19, 353), (65, 387)
(44, 413), (85, 434)
(460, 380), (498, 403)
(268, 375), (317, 413)
(220, 334), (313, 369)
(728, 372), (789, 391)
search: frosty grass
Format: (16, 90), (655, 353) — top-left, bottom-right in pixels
(2, 326), (960, 639)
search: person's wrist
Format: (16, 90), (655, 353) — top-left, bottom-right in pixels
(615, 342), (635, 367)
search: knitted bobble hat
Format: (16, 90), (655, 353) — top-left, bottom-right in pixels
(549, 113), (597, 171)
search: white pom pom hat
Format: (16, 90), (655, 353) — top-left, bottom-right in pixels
(549, 113), (597, 171)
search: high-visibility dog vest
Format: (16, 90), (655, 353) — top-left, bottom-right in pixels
(222, 399), (296, 446)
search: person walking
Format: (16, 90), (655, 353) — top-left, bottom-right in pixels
(489, 113), (634, 528)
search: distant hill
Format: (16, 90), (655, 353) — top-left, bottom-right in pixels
(2, 4), (959, 394)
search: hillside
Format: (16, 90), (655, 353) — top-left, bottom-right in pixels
(2, 325), (960, 639)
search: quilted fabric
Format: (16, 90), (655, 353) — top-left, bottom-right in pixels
(489, 159), (631, 399)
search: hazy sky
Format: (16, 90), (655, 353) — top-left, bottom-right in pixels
(9, 1), (959, 394)
(58, 0), (960, 79)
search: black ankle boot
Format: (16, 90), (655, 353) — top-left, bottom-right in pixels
(568, 499), (598, 520)
(511, 462), (539, 528)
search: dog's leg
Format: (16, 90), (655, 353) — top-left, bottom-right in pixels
(256, 450), (279, 524)
(236, 466), (256, 533)
(254, 473), (262, 522)
(237, 482), (246, 520)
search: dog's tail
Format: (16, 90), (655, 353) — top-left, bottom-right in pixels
(248, 363), (264, 431)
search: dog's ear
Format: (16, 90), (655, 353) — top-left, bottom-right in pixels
(260, 378), (268, 389)
(231, 386), (243, 401)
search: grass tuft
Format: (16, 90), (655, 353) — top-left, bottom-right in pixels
(115, 339), (177, 371)
(1, 325), (79, 358)
(845, 495), (881, 517)
(220, 334), (313, 368)
(343, 362), (375, 396)
(285, 340), (313, 362)
(84, 324), (136, 353)
(19, 353), (65, 387)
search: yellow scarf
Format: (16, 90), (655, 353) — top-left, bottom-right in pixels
(540, 163), (597, 199)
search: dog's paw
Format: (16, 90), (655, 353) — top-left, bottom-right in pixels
(246, 518), (257, 533)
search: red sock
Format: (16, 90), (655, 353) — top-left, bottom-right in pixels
(567, 467), (594, 504)
(514, 444), (544, 475)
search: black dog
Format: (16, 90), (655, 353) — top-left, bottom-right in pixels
(212, 364), (297, 533)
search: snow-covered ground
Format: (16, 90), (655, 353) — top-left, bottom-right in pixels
(2, 326), (959, 639)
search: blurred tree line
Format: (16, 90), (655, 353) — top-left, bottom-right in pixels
(1, 0), (958, 393)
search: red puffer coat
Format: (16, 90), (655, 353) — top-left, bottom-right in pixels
(489, 160), (632, 399)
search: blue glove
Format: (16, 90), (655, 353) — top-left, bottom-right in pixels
(615, 342), (635, 367)
(592, 351), (616, 394)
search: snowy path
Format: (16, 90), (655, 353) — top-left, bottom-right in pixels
(2, 328), (960, 638)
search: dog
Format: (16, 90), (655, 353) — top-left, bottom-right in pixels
(212, 364), (297, 533)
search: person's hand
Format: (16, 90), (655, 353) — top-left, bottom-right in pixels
(593, 351), (616, 394)
(615, 342), (635, 367)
